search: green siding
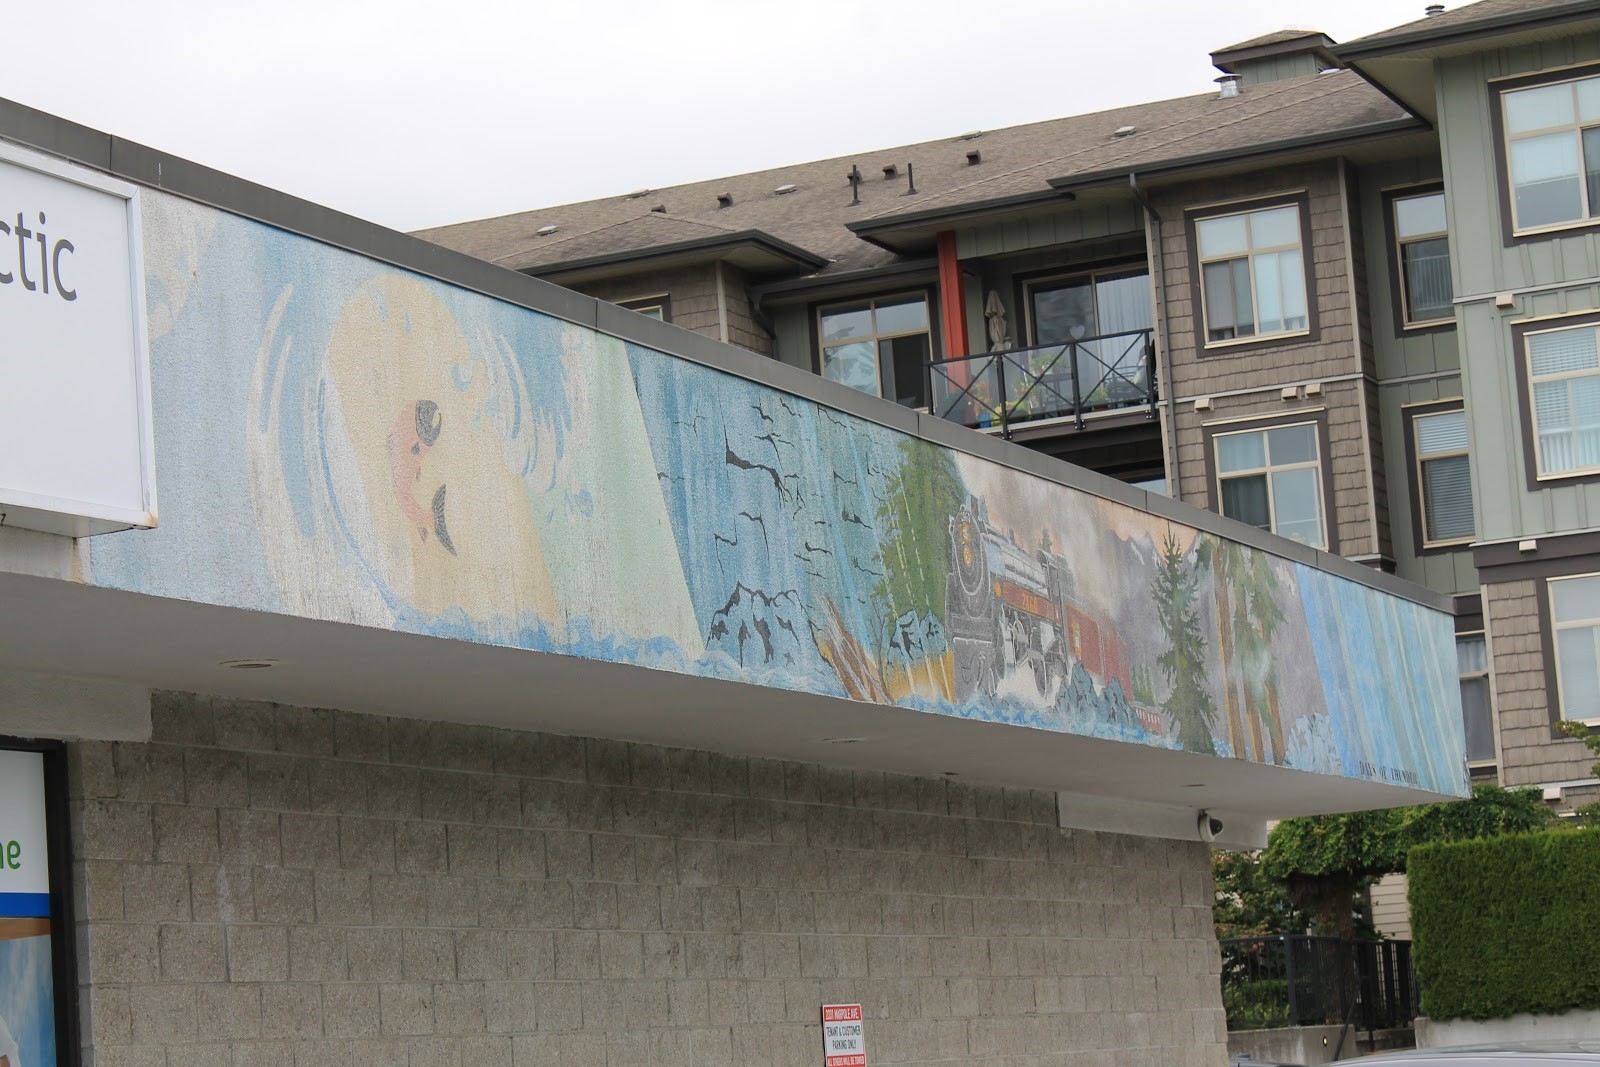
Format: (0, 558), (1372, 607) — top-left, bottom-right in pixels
(955, 204), (1142, 259)
(1436, 40), (1600, 543)
(771, 305), (813, 372)
(1235, 53), (1321, 87)
(1379, 375), (1478, 595)
(1356, 158), (1460, 383)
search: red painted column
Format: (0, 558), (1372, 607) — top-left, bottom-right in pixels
(936, 231), (969, 360)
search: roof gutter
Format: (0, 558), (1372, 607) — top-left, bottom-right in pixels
(748, 256), (939, 301)
(1332, 0), (1600, 61)
(1044, 114), (1428, 193)
(845, 188), (1074, 241)
(515, 229), (829, 279)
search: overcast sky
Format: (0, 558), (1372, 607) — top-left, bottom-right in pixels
(7, 0), (1434, 232)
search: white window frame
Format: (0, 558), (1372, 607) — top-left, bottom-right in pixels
(815, 291), (933, 403)
(1391, 189), (1454, 329)
(1411, 402), (1475, 549)
(1500, 70), (1600, 236)
(1211, 419), (1328, 550)
(1549, 572), (1600, 726)
(1523, 320), (1600, 480)
(1193, 200), (1310, 349)
(1456, 629), (1497, 770)
(616, 293), (670, 321)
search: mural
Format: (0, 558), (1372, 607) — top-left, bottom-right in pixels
(90, 192), (1468, 796)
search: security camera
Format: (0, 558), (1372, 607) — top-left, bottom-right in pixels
(1198, 810), (1224, 843)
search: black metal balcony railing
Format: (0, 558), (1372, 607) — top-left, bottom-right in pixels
(927, 327), (1157, 437)
(1220, 935), (1420, 1037)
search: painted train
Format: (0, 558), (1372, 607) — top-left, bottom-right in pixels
(946, 498), (1133, 705)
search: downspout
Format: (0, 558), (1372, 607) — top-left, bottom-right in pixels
(1131, 173), (1180, 500)
(713, 261), (731, 344)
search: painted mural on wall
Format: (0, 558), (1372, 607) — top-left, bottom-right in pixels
(90, 192), (1468, 796)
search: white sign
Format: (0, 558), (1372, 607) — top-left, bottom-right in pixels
(0, 749), (50, 912)
(0, 138), (156, 537)
(821, 1004), (866, 1067)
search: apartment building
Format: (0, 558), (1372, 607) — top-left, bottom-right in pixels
(421, 0), (1600, 816)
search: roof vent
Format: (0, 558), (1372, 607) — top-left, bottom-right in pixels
(956, 130), (983, 141)
(624, 189), (650, 200)
(882, 164), (898, 178)
(774, 183), (798, 195)
(650, 204), (666, 213)
(716, 193), (733, 208)
(965, 149), (982, 165)
(1216, 74), (1241, 98)
(1113, 124), (1137, 138)
(535, 224), (559, 237)
(1425, 3), (1445, 14)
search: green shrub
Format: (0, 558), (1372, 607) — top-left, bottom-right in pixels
(1409, 827), (1600, 1020)
(1224, 978), (1291, 1031)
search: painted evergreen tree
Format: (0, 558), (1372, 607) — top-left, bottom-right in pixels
(872, 438), (967, 689)
(872, 438), (966, 619)
(1152, 528), (1218, 754)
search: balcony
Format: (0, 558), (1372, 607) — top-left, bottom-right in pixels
(928, 327), (1157, 438)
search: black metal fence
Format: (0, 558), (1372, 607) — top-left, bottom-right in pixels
(1219, 935), (1419, 1036)
(927, 327), (1157, 437)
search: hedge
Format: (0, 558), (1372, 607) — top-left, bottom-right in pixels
(1409, 827), (1600, 1021)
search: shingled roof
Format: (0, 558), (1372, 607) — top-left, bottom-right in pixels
(417, 69), (1413, 282)
(1337, 0), (1600, 56)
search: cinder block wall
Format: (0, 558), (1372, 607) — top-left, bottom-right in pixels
(68, 691), (1226, 1067)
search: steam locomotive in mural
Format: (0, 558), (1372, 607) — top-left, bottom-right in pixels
(946, 499), (1133, 705)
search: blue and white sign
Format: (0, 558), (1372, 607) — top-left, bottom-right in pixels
(0, 748), (57, 1067)
(0, 138), (155, 537)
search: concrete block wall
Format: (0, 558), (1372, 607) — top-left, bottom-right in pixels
(66, 691), (1227, 1067)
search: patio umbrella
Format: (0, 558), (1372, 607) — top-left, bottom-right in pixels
(984, 290), (1011, 351)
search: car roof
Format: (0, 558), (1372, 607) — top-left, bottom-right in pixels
(1359, 1041), (1600, 1063)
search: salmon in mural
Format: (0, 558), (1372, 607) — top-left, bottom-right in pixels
(87, 189), (1468, 798)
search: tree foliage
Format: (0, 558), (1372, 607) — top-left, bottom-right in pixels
(1213, 849), (1307, 939)
(1245, 785), (1556, 937)
(1556, 720), (1600, 822)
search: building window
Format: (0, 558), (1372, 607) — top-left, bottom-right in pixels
(1500, 71), (1600, 233)
(1409, 403), (1475, 547)
(1524, 322), (1600, 477)
(616, 294), (671, 322)
(1211, 420), (1327, 549)
(817, 292), (932, 408)
(1194, 202), (1309, 345)
(1457, 632), (1495, 766)
(1392, 189), (1453, 326)
(1550, 573), (1600, 723)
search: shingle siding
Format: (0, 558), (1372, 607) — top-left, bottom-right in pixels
(1155, 161), (1386, 560)
(1485, 580), (1597, 790)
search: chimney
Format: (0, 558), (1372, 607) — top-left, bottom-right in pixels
(1216, 74), (1242, 98)
(1425, 3), (1445, 14)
